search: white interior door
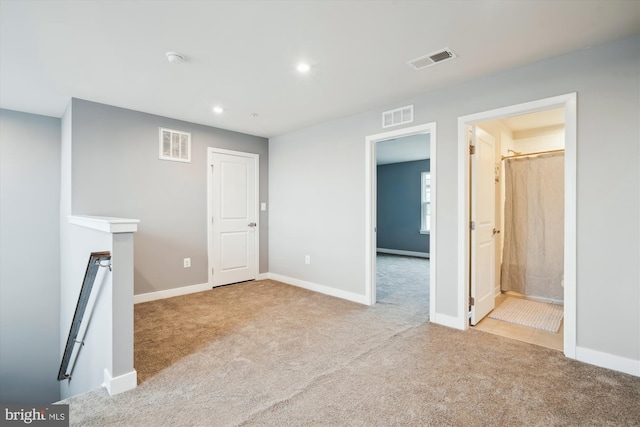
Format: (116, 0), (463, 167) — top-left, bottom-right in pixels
(209, 150), (258, 287)
(470, 126), (496, 325)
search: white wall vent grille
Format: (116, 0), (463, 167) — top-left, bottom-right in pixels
(382, 105), (414, 128)
(159, 128), (191, 162)
(407, 48), (457, 70)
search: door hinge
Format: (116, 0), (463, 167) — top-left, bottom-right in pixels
(211, 268), (214, 276)
(470, 297), (475, 306)
(470, 221), (475, 230)
(469, 145), (476, 155)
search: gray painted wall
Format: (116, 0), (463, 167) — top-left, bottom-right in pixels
(0, 109), (61, 403)
(69, 99), (269, 295)
(269, 35), (639, 363)
(377, 160), (430, 254)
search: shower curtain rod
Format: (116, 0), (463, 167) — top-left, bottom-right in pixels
(501, 148), (564, 161)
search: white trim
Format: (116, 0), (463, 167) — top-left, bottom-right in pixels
(134, 282), (211, 304)
(562, 95), (577, 358)
(68, 215), (140, 233)
(376, 248), (429, 259)
(207, 148), (260, 288)
(268, 273), (369, 305)
(365, 122), (436, 312)
(429, 125), (437, 324)
(575, 347), (640, 377)
(365, 134), (376, 306)
(103, 368), (137, 396)
(134, 275), (272, 304)
(457, 93), (577, 360)
(430, 312), (465, 330)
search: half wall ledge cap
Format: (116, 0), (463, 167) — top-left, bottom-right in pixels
(68, 215), (140, 233)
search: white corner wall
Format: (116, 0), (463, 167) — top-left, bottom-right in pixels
(268, 35), (640, 374)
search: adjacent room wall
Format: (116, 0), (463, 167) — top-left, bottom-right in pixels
(269, 35), (640, 366)
(0, 109), (61, 403)
(513, 126), (564, 153)
(68, 99), (269, 295)
(377, 159), (430, 255)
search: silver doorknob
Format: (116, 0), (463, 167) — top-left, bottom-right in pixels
(248, 222), (257, 227)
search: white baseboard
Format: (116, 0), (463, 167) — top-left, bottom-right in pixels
(134, 282), (211, 304)
(575, 346), (640, 377)
(134, 272), (271, 304)
(430, 312), (466, 330)
(103, 369), (137, 396)
(267, 273), (368, 305)
(377, 248), (429, 258)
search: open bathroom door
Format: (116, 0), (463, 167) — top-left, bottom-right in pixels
(470, 126), (496, 325)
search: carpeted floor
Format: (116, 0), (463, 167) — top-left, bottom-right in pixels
(60, 255), (640, 426)
(375, 253), (429, 313)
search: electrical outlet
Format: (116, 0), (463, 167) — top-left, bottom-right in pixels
(183, 258), (191, 268)
(305, 255), (311, 265)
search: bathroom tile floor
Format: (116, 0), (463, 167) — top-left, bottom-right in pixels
(472, 293), (564, 351)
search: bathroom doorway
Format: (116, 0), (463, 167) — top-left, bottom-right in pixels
(472, 108), (566, 351)
(457, 93), (577, 357)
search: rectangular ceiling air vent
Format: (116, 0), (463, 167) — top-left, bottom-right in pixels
(407, 48), (457, 70)
(382, 105), (413, 128)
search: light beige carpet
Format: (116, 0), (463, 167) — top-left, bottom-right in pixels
(59, 258), (640, 426)
(489, 297), (564, 332)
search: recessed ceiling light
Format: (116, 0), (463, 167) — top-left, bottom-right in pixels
(296, 62), (311, 73)
(165, 51), (185, 64)
(213, 106), (224, 114)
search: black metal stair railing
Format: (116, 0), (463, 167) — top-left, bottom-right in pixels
(58, 251), (111, 381)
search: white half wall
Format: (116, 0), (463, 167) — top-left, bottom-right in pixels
(60, 216), (139, 399)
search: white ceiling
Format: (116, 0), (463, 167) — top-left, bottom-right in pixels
(1, 1), (638, 138)
(377, 134), (430, 165)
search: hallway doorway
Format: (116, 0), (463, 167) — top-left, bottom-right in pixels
(365, 122), (436, 321)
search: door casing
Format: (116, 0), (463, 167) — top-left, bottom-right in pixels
(365, 122), (437, 319)
(456, 93), (577, 359)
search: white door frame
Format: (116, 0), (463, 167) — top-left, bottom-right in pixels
(457, 93), (577, 359)
(207, 147), (260, 287)
(365, 122), (437, 319)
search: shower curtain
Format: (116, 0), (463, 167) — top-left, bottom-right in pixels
(501, 152), (564, 302)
